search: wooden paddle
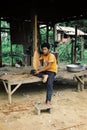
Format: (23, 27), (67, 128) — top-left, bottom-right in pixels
(32, 15), (40, 70)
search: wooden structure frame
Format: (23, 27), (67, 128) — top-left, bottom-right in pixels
(0, 15), (57, 67)
(74, 72), (87, 91)
(0, 74), (42, 104)
(0, 68), (87, 104)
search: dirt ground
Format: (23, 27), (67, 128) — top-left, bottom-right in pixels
(0, 82), (87, 130)
(0, 66), (87, 130)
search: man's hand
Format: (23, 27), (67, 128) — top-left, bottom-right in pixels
(34, 62), (53, 75)
(34, 69), (40, 75)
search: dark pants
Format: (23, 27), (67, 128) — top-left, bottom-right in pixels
(45, 71), (56, 102)
(30, 70), (56, 102)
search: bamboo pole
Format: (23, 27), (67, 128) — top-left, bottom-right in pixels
(0, 20), (2, 67)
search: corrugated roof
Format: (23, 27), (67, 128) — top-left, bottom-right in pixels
(56, 26), (87, 36)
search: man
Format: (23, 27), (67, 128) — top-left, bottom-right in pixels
(33, 43), (57, 105)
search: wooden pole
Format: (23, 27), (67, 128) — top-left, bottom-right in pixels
(32, 14), (40, 70)
(0, 19), (2, 67)
(34, 15), (38, 48)
(10, 35), (13, 66)
(74, 25), (77, 63)
(71, 38), (75, 64)
(32, 14), (38, 51)
(80, 36), (84, 60)
(46, 23), (49, 43)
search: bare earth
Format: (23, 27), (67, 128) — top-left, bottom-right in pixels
(0, 66), (87, 130)
(0, 84), (87, 130)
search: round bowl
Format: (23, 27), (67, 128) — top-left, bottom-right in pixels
(66, 64), (85, 72)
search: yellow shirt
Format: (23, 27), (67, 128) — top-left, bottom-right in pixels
(40, 53), (57, 74)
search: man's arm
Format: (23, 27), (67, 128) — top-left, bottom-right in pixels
(34, 62), (53, 74)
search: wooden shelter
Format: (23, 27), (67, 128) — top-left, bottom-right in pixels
(55, 25), (87, 42)
(55, 25), (87, 63)
(0, 1), (87, 103)
(0, 0), (87, 66)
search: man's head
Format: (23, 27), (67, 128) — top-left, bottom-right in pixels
(41, 43), (50, 55)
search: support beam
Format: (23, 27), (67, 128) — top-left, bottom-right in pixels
(0, 20), (2, 67)
(74, 25), (77, 63)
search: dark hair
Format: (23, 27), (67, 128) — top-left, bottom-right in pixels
(41, 43), (50, 49)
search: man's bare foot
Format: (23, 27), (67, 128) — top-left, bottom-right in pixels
(45, 100), (51, 105)
(42, 74), (48, 83)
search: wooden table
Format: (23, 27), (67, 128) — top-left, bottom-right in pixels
(73, 71), (87, 91)
(0, 73), (42, 104)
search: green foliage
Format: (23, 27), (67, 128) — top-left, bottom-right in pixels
(40, 27), (47, 43)
(1, 20), (23, 65)
(80, 50), (87, 64)
(11, 44), (23, 64)
(1, 32), (11, 64)
(1, 19), (10, 28)
(40, 26), (53, 44)
(57, 40), (72, 63)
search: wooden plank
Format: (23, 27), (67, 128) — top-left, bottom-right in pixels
(0, 74), (42, 85)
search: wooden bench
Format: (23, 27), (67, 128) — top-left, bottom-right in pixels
(74, 74), (87, 91)
(34, 102), (52, 115)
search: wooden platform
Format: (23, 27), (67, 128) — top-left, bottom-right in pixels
(0, 73), (42, 104)
(0, 66), (87, 104)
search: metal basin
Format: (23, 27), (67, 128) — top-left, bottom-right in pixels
(66, 64), (85, 72)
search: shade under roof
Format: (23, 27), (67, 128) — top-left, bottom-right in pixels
(0, 0), (87, 23)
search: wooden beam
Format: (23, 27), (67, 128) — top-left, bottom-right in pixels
(74, 25), (77, 63)
(0, 20), (2, 67)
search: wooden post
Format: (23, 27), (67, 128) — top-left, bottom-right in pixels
(80, 76), (84, 91)
(10, 38), (13, 66)
(77, 82), (81, 91)
(34, 15), (38, 48)
(80, 36), (84, 60)
(46, 23), (49, 43)
(71, 38), (75, 64)
(32, 14), (40, 70)
(32, 14), (38, 52)
(74, 25), (77, 63)
(0, 19), (2, 67)
(8, 83), (11, 104)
